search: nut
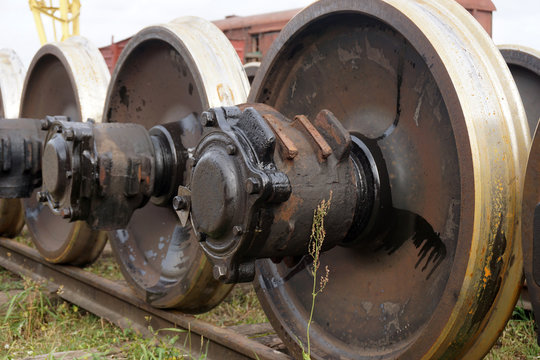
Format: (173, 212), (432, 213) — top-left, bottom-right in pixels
(213, 264), (227, 281)
(61, 208), (71, 219)
(200, 111), (216, 127)
(226, 144), (236, 155)
(172, 196), (188, 211)
(245, 177), (261, 194)
(36, 191), (48, 203)
(63, 128), (75, 141)
(233, 225), (243, 236)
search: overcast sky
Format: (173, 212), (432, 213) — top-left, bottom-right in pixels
(0, 0), (538, 69)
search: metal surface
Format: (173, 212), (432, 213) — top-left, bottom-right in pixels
(515, 45), (540, 345)
(244, 62), (260, 85)
(19, 36), (109, 265)
(0, 118), (44, 198)
(189, 104), (373, 283)
(249, 0), (529, 359)
(500, 45), (540, 136)
(0, 238), (291, 360)
(103, 17), (249, 311)
(0, 49), (26, 237)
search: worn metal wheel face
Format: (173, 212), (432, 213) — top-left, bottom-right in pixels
(249, 0), (529, 359)
(0, 49), (25, 237)
(20, 37), (109, 265)
(500, 45), (540, 136)
(518, 45), (540, 347)
(105, 17), (249, 311)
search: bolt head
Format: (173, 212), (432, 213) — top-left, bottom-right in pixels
(172, 196), (187, 211)
(63, 128), (75, 141)
(61, 208), (71, 219)
(245, 177), (261, 194)
(226, 144), (236, 155)
(36, 191), (48, 203)
(213, 264), (227, 281)
(41, 117), (52, 130)
(201, 111), (216, 127)
(233, 225), (243, 236)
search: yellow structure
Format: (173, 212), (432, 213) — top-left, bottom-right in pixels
(29, 0), (80, 44)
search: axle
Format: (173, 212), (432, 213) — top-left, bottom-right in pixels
(0, 105), (380, 283)
(0, 116), (64, 198)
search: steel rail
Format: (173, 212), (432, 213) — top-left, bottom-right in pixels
(0, 238), (291, 360)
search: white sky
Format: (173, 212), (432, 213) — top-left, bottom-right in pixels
(0, 0), (538, 69)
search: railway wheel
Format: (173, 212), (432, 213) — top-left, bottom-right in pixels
(0, 49), (26, 237)
(500, 45), (540, 136)
(516, 46), (540, 343)
(19, 37), (109, 265)
(249, 0), (529, 358)
(104, 17), (249, 311)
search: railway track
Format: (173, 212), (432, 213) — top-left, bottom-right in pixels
(0, 238), (291, 360)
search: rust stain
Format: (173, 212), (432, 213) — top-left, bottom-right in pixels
(274, 193), (303, 223)
(217, 83), (235, 104)
(99, 165), (106, 185)
(262, 113), (298, 159)
(293, 114), (332, 160)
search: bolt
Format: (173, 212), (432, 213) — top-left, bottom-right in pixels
(172, 196), (188, 211)
(245, 177), (261, 194)
(213, 264), (227, 281)
(61, 208), (72, 219)
(41, 117), (52, 130)
(63, 128), (75, 141)
(36, 191), (48, 203)
(226, 144), (236, 155)
(233, 225), (243, 236)
(200, 111), (216, 127)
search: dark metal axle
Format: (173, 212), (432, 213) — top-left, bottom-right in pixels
(1, 105), (380, 283)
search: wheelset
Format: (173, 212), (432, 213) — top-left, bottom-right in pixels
(0, 49), (25, 237)
(103, 17), (249, 311)
(19, 37), (109, 265)
(0, 0), (535, 358)
(248, 0), (528, 358)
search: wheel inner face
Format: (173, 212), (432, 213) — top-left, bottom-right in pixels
(510, 65), (540, 135)
(105, 35), (232, 311)
(251, 12), (466, 359)
(20, 52), (105, 265)
(500, 47), (540, 136)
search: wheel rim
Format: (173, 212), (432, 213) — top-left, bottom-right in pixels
(249, 0), (529, 358)
(500, 45), (540, 137)
(20, 37), (109, 265)
(105, 16), (249, 311)
(0, 49), (25, 237)
(516, 45), (540, 352)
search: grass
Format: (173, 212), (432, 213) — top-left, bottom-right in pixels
(3, 230), (540, 359)
(486, 307), (540, 359)
(195, 285), (267, 327)
(85, 250), (124, 281)
(0, 268), (212, 359)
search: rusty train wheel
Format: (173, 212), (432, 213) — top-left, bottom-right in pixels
(517, 45), (540, 345)
(104, 17), (249, 311)
(500, 45), (540, 136)
(0, 49), (25, 237)
(19, 37), (109, 265)
(249, 0), (529, 358)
